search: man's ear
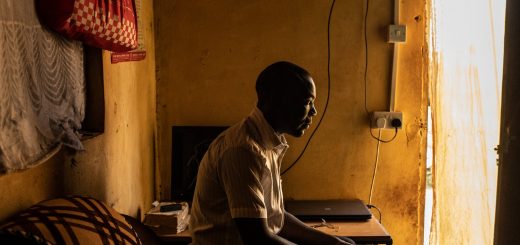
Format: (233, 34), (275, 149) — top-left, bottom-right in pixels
(266, 94), (276, 107)
(259, 93), (275, 111)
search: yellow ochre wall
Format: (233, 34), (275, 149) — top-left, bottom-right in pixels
(155, 0), (428, 244)
(0, 153), (65, 221)
(0, 0), (156, 221)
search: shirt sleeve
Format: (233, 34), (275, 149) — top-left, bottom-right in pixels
(218, 146), (268, 219)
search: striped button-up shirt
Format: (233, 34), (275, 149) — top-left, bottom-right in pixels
(190, 107), (288, 244)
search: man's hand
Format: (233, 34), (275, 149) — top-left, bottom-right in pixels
(278, 211), (356, 245)
(336, 236), (356, 245)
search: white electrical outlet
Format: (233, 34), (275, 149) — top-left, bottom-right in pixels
(371, 111), (403, 129)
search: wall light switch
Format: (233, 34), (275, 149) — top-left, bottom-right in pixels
(388, 25), (406, 43)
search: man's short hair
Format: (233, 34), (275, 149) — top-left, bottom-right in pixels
(256, 61), (311, 101)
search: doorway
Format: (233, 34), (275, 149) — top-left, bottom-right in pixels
(425, 0), (506, 244)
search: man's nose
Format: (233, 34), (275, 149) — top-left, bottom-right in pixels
(309, 104), (317, 117)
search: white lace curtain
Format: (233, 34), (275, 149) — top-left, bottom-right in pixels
(0, 0), (85, 173)
(429, 0), (506, 244)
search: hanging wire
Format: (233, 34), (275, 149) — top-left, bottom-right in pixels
(281, 0), (336, 175)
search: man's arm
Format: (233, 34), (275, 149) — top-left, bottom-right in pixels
(234, 218), (296, 245)
(278, 211), (355, 245)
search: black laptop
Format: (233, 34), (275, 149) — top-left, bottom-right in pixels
(285, 199), (372, 221)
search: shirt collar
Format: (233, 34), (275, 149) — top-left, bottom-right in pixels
(249, 107), (288, 150)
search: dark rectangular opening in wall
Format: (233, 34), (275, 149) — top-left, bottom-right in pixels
(81, 45), (105, 135)
(171, 126), (228, 202)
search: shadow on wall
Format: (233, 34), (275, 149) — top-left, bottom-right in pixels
(63, 136), (108, 206)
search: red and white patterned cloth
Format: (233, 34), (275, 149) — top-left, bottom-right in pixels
(37, 0), (138, 52)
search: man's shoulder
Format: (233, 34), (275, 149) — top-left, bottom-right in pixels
(211, 120), (263, 156)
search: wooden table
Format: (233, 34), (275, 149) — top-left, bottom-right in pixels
(159, 229), (191, 244)
(160, 218), (392, 245)
(304, 218), (392, 244)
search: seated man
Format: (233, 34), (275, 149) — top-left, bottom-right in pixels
(190, 61), (354, 244)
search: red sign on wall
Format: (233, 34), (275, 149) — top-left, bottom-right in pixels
(111, 51), (146, 63)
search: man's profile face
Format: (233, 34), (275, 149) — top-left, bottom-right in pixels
(275, 77), (317, 137)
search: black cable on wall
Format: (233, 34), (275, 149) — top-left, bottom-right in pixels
(281, 0), (336, 176)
